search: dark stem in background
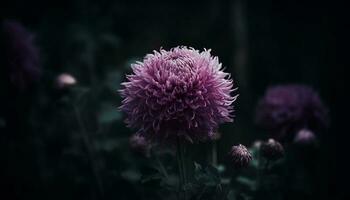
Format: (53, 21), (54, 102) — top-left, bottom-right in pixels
(257, 147), (262, 189)
(73, 104), (104, 198)
(182, 142), (188, 188)
(152, 148), (169, 179)
(232, 0), (248, 89)
(176, 137), (187, 200)
(211, 141), (218, 167)
(264, 160), (270, 171)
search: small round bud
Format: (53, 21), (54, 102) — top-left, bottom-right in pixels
(294, 129), (316, 145)
(229, 144), (252, 169)
(129, 134), (151, 157)
(261, 139), (284, 161)
(252, 140), (262, 149)
(56, 73), (77, 89)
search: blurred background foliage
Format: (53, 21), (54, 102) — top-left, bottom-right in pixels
(0, 0), (343, 200)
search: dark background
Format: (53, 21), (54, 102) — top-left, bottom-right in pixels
(0, 0), (345, 199)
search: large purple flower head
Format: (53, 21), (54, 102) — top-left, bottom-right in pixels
(255, 84), (329, 141)
(0, 20), (40, 90)
(120, 46), (237, 143)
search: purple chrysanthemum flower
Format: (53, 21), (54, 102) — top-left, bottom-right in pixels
(229, 144), (252, 169)
(255, 84), (328, 141)
(119, 46), (237, 142)
(0, 20), (40, 90)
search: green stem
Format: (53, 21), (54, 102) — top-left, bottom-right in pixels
(265, 160), (270, 171)
(73, 105), (104, 198)
(176, 137), (186, 200)
(153, 149), (168, 178)
(257, 148), (262, 189)
(212, 141), (218, 167)
(182, 143), (187, 184)
(181, 142), (187, 199)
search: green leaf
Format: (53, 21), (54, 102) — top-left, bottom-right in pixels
(183, 182), (198, 191)
(94, 139), (121, 152)
(236, 176), (256, 190)
(227, 190), (236, 200)
(217, 164), (226, 173)
(206, 165), (220, 179)
(194, 164), (222, 188)
(121, 170), (141, 182)
(160, 175), (178, 189)
(98, 103), (121, 124)
(194, 162), (202, 171)
(141, 173), (163, 183)
(105, 70), (122, 91)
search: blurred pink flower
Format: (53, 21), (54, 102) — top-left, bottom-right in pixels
(56, 73), (77, 89)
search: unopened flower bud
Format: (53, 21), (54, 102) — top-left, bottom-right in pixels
(294, 129), (316, 145)
(56, 73), (77, 89)
(229, 144), (252, 169)
(252, 140), (262, 149)
(261, 139), (284, 161)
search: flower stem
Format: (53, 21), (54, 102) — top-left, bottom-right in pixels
(176, 137), (186, 200)
(153, 149), (168, 178)
(73, 104), (104, 198)
(257, 148), (262, 189)
(212, 141), (218, 167)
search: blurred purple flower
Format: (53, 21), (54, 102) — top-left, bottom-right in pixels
(1, 20), (41, 90)
(255, 84), (328, 141)
(229, 144), (252, 169)
(293, 129), (317, 145)
(120, 46), (237, 142)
